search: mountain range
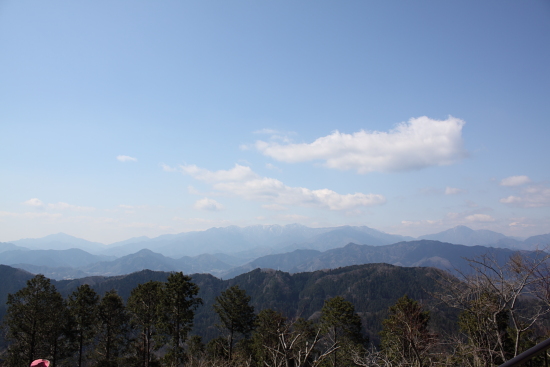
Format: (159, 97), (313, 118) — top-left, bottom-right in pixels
(2, 224), (548, 280)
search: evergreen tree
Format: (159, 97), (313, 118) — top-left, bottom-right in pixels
(320, 296), (365, 367)
(95, 290), (129, 367)
(3, 274), (69, 367)
(68, 284), (100, 367)
(43, 296), (74, 367)
(251, 309), (287, 366)
(380, 295), (436, 367)
(213, 285), (255, 360)
(127, 281), (163, 367)
(158, 272), (202, 367)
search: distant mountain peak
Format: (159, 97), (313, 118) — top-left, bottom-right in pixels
(420, 226), (509, 247)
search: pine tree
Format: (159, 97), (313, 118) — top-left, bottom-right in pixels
(95, 290), (129, 367)
(3, 274), (69, 367)
(380, 295), (436, 367)
(251, 309), (287, 366)
(158, 272), (202, 367)
(68, 284), (100, 367)
(320, 296), (366, 367)
(213, 285), (255, 360)
(127, 281), (163, 367)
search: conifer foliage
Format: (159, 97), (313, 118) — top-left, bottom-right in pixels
(4, 275), (69, 367)
(379, 295), (436, 367)
(67, 284), (100, 367)
(213, 285), (256, 360)
(159, 272), (202, 367)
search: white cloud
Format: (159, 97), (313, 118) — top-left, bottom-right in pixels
(500, 184), (550, 208)
(181, 164), (386, 211)
(0, 211), (62, 219)
(180, 164), (258, 183)
(23, 198), (44, 208)
(23, 198), (94, 212)
(194, 198), (225, 211)
(48, 202), (95, 212)
(508, 220), (535, 229)
(161, 163), (177, 172)
(117, 155), (137, 162)
(465, 214), (495, 222)
(255, 116), (466, 173)
(500, 175), (531, 187)
(401, 219), (439, 227)
(214, 178), (385, 210)
(445, 187), (465, 195)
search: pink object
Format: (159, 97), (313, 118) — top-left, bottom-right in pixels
(30, 360), (50, 367)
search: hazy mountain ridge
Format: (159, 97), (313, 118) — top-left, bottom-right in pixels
(222, 240), (530, 279)
(9, 233), (107, 254)
(0, 248), (114, 268)
(420, 225), (513, 247)
(0, 242), (27, 254)
(82, 249), (232, 277)
(93, 224), (413, 258)
(2, 225), (548, 280)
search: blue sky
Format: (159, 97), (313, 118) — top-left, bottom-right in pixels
(1, 1), (549, 244)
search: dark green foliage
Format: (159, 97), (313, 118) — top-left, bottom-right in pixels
(95, 290), (129, 367)
(320, 296), (366, 367)
(3, 274), (70, 367)
(251, 309), (287, 365)
(380, 295), (436, 367)
(158, 272), (202, 367)
(67, 284), (99, 367)
(127, 281), (163, 367)
(186, 335), (205, 356)
(213, 285), (256, 360)
(0, 265), (35, 326)
(205, 336), (228, 360)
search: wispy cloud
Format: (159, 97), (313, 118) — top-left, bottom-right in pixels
(465, 214), (495, 222)
(500, 175), (531, 187)
(254, 116), (467, 174)
(161, 163), (177, 172)
(194, 198), (225, 211)
(265, 163), (282, 172)
(445, 187), (465, 195)
(0, 211), (62, 219)
(180, 164), (386, 211)
(48, 202), (95, 212)
(117, 155), (137, 162)
(180, 164), (257, 183)
(500, 184), (550, 208)
(262, 204), (288, 211)
(23, 198), (44, 208)
(22, 198), (94, 212)
(399, 209), (498, 235)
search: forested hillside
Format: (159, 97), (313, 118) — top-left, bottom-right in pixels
(2, 252), (550, 367)
(49, 263), (455, 343)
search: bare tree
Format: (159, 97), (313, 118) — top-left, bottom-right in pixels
(252, 311), (338, 367)
(434, 251), (550, 366)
